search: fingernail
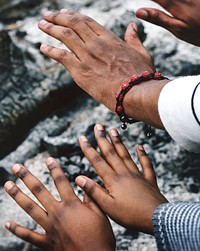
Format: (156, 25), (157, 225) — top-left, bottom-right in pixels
(5, 222), (11, 229)
(110, 129), (118, 137)
(12, 164), (21, 173)
(76, 177), (86, 188)
(96, 124), (104, 131)
(4, 181), (14, 191)
(39, 20), (48, 26)
(60, 9), (68, 13)
(139, 10), (148, 19)
(80, 135), (88, 142)
(46, 157), (54, 166)
(40, 44), (48, 50)
(43, 11), (53, 17)
(138, 145), (145, 151)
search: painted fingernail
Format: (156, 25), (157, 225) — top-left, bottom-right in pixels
(110, 129), (118, 137)
(76, 177), (86, 188)
(39, 20), (48, 26)
(4, 181), (14, 191)
(60, 9), (68, 13)
(5, 222), (11, 229)
(43, 11), (53, 17)
(96, 124), (104, 131)
(12, 164), (21, 173)
(80, 135), (88, 142)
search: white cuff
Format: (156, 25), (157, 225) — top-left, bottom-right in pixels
(158, 75), (200, 153)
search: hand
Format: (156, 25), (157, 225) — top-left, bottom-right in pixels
(75, 124), (168, 234)
(4, 158), (116, 251)
(136, 0), (200, 46)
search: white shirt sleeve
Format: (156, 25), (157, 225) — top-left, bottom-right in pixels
(158, 75), (200, 153)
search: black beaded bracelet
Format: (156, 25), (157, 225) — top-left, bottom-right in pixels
(115, 71), (167, 132)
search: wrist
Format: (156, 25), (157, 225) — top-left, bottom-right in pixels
(123, 78), (171, 129)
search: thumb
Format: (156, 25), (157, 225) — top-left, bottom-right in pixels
(83, 193), (107, 218)
(136, 8), (186, 33)
(75, 176), (112, 212)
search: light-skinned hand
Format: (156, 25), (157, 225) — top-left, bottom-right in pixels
(136, 0), (200, 46)
(4, 158), (116, 251)
(76, 124), (168, 234)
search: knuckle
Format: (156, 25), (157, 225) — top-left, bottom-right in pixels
(93, 155), (103, 163)
(10, 187), (18, 197)
(57, 49), (68, 60)
(25, 203), (34, 213)
(32, 184), (43, 195)
(61, 28), (73, 37)
(83, 16), (94, 23)
(70, 16), (80, 25)
(17, 168), (29, 179)
(105, 148), (116, 157)
(50, 11), (60, 21)
(46, 23), (54, 31)
(54, 175), (67, 185)
(85, 181), (96, 196)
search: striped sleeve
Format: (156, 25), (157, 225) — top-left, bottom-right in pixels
(158, 75), (200, 153)
(153, 202), (200, 251)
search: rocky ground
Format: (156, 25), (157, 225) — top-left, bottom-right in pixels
(0, 0), (200, 251)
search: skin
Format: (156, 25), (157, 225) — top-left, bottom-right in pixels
(136, 0), (200, 46)
(75, 124), (168, 234)
(4, 158), (116, 251)
(38, 9), (170, 129)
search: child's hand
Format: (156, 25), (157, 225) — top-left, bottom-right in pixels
(4, 158), (116, 251)
(76, 124), (168, 234)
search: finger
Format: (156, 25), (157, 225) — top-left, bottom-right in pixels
(5, 221), (48, 248)
(136, 8), (186, 34)
(38, 20), (86, 56)
(94, 124), (130, 174)
(40, 44), (80, 71)
(124, 22), (143, 49)
(59, 9), (107, 35)
(12, 164), (55, 210)
(108, 128), (140, 174)
(42, 10), (97, 42)
(83, 193), (107, 219)
(136, 145), (158, 187)
(45, 157), (75, 200)
(4, 181), (48, 228)
(78, 135), (114, 181)
(75, 176), (113, 212)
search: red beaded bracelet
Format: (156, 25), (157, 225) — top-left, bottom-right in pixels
(115, 71), (167, 131)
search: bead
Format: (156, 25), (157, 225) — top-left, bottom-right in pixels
(119, 94), (124, 101)
(121, 82), (130, 90)
(121, 123), (127, 130)
(142, 71), (151, 79)
(154, 72), (162, 80)
(120, 116), (127, 123)
(115, 93), (119, 99)
(116, 105), (123, 113)
(130, 75), (139, 82)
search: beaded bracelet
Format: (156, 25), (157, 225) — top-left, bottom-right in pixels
(115, 71), (167, 132)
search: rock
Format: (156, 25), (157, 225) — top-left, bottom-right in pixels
(0, 30), (82, 159)
(107, 10), (146, 42)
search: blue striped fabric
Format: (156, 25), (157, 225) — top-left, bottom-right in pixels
(152, 202), (200, 251)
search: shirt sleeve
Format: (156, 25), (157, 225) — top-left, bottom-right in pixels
(158, 75), (200, 153)
(153, 202), (200, 251)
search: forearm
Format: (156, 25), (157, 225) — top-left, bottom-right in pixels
(123, 78), (171, 129)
